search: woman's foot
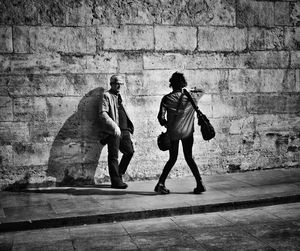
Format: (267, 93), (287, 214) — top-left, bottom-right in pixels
(193, 181), (206, 194)
(154, 183), (170, 194)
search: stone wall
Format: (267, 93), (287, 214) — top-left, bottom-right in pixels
(0, 0), (299, 189)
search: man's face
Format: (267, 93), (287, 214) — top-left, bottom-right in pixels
(111, 79), (124, 93)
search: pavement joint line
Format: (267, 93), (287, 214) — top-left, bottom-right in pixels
(0, 193), (299, 233)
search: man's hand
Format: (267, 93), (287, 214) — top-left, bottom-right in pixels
(114, 127), (121, 137)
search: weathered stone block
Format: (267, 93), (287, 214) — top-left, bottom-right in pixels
(285, 27), (300, 50)
(247, 95), (300, 114)
(10, 54), (86, 74)
(142, 70), (176, 95)
(212, 94), (248, 118)
(291, 2), (300, 26)
(13, 26), (30, 53)
(13, 142), (51, 167)
(198, 27), (247, 51)
(0, 27), (12, 53)
(285, 94), (300, 114)
(14, 97), (47, 122)
(0, 122), (30, 145)
(0, 0), (39, 25)
(184, 69), (229, 94)
(275, 2), (291, 26)
(0, 77), (10, 96)
(296, 69), (300, 91)
(228, 69), (258, 92)
(248, 28), (284, 50)
(0, 145), (13, 166)
(186, 52), (247, 69)
(119, 52), (143, 73)
(178, 0), (236, 26)
(127, 96), (162, 121)
(14, 26), (90, 53)
(14, 26), (89, 54)
(46, 97), (81, 122)
(0, 96), (13, 121)
(30, 26), (88, 53)
(86, 27), (96, 54)
(67, 1), (92, 26)
(229, 116), (255, 135)
(155, 26), (197, 51)
(85, 53), (118, 74)
(131, 139), (167, 165)
(245, 51), (289, 69)
(0, 55), (10, 74)
(91, 0), (157, 26)
(260, 70), (296, 92)
(80, 140), (102, 165)
(84, 74), (109, 91)
(237, 0), (274, 27)
(37, 1), (67, 26)
(229, 69), (296, 93)
(96, 25), (154, 51)
(143, 53), (186, 70)
(255, 114), (300, 134)
(90, 0), (235, 27)
(291, 51), (300, 68)
(133, 117), (157, 139)
(125, 74), (144, 96)
(8, 75), (67, 97)
(39, 1), (91, 26)
(64, 75), (97, 97)
(198, 94), (213, 118)
(29, 121), (63, 142)
(144, 52), (248, 70)
(134, 69), (220, 97)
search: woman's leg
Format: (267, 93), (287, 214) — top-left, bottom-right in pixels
(158, 139), (179, 185)
(182, 135), (203, 186)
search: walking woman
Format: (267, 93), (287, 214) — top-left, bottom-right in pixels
(155, 72), (206, 194)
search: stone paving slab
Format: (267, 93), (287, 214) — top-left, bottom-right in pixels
(1, 203), (300, 251)
(0, 168), (300, 232)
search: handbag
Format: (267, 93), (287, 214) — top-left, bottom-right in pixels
(183, 89), (215, 141)
(157, 131), (171, 151)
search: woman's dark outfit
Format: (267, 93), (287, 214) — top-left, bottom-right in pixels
(156, 89), (205, 193)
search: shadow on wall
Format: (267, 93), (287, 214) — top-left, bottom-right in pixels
(47, 87), (107, 186)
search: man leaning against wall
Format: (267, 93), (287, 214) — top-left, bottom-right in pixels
(99, 75), (134, 189)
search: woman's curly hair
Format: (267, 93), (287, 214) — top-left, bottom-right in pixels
(169, 72), (187, 89)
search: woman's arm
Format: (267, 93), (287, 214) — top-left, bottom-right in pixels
(157, 97), (168, 127)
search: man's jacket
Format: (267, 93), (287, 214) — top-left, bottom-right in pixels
(99, 89), (134, 135)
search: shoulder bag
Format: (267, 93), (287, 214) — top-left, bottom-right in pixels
(183, 89), (215, 141)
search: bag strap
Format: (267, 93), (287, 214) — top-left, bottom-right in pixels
(183, 89), (203, 116)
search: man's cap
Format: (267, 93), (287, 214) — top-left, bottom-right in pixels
(110, 74), (125, 85)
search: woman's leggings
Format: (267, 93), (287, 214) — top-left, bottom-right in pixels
(158, 134), (202, 186)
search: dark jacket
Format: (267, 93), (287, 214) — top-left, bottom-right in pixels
(99, 89), (134, 135)
(158, 89), (203, 140)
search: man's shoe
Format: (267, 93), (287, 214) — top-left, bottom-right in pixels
(193, 182), (206, 194)
(154, 183), (170, 194)
(111, 182), (128, 189)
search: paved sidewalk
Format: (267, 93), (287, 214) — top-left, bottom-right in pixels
(0, 168), (300, 232)
(1, 202), (300, 250)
